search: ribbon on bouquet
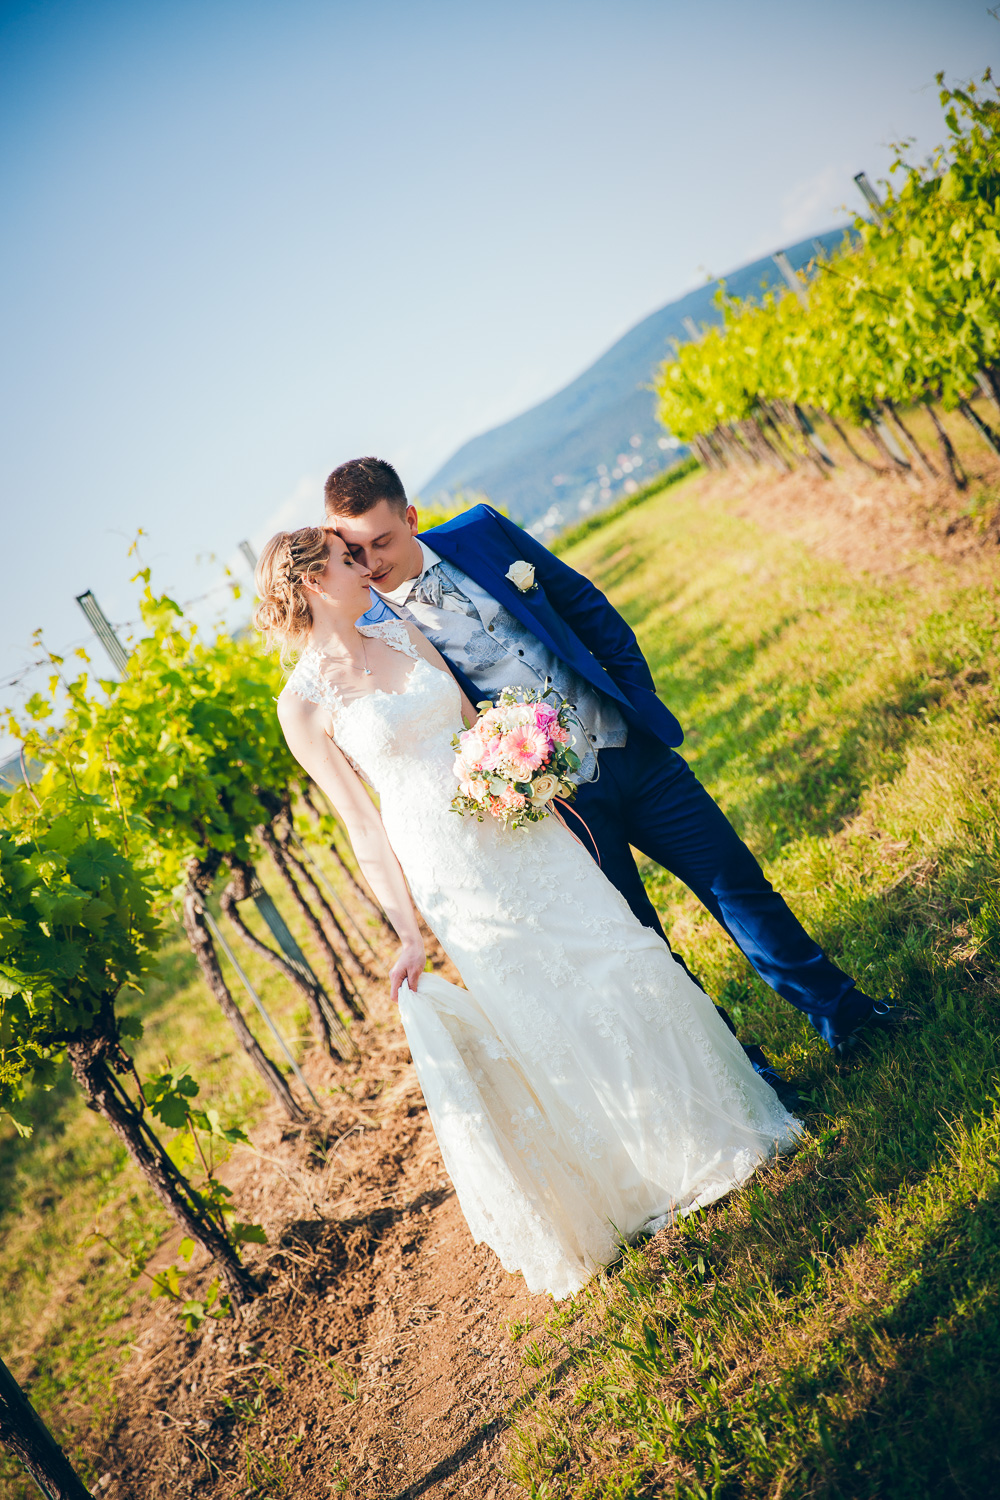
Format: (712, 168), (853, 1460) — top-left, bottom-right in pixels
(553, 798), (602, 867)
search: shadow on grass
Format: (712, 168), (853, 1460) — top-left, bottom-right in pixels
(639, 623), (946, 856)
(617, 835), (1000, 1324)
(814, 1179), (1000, 1499)
(686, 1174), (1000, 1500)
(591, 549), (987, 859)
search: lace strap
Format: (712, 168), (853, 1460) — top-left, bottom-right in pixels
(284, 648), (342, 714)
(282, 649), (375, 784)
(358, 618), (421, 660)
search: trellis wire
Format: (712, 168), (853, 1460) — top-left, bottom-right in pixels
(289, 829), (380, 963)
(247, 880), (358, 1059)
(199, 904), (321, 1110)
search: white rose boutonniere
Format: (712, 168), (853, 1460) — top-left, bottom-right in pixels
(506, 560), (537, 593)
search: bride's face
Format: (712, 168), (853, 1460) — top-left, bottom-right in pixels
(309, 535), (374, 611)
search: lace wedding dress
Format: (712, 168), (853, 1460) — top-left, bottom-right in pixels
(287, 620), (800, 1299)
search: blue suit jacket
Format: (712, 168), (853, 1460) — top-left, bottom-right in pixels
(361, 504), (683, 749)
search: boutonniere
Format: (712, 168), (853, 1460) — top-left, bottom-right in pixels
(506, 560), (537, 593)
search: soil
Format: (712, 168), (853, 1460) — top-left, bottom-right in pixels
(692, 435), (1000, 585)
(86, 962), (552, 1500)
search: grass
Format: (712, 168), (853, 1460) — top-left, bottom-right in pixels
(506, 469), (1000, 1498)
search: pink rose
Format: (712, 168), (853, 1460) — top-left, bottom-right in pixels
(458, 729), (482, 766)
(478, 733), (504, 772)
(533, 703), (558, 730)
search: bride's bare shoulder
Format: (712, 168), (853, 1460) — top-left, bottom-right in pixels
(277, 653), (334, 729)
(276, 678), (317, 728)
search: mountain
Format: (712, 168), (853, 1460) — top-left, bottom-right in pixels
(419, 228), (849, 537)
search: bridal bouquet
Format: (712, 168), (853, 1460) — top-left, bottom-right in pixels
(450, 684), (581, 830)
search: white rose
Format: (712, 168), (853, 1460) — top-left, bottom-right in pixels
(506, 560), (536, 592)
(530, 771), (561, 805)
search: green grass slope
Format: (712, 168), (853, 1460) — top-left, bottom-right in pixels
(508, 474), (1000, 1499)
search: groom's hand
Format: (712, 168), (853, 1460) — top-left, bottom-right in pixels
(390, 937), (427, 1003)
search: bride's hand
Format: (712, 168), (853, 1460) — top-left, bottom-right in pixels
(389, 937), (426, 1004)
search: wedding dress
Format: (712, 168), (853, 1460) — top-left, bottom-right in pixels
(287, 620), (800, 1299)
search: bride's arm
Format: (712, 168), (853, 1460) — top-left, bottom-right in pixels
(277, 692), (425, 1002)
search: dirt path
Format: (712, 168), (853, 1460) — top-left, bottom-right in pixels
(95, 976), (551, 1500)
(702, 447), (1000, 584)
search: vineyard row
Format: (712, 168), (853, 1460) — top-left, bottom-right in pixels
(654, 71), (1000, 487)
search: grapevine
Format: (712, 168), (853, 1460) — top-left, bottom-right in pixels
(654, 70), (1000, 482)
(8, 572), (388, 1117)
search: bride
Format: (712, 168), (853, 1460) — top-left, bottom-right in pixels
(256, 525), (800, 1299)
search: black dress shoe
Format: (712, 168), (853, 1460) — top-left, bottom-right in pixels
(744, 1044), (802, 1111)
(831, 999), (912, 1059)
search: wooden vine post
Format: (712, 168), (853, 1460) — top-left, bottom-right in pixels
(220, 855), (357, 1062)
(184, 856), (311, 1121)
(257, 818), (366, 1023)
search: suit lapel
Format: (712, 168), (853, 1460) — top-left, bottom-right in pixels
(426, 522), (632, 710)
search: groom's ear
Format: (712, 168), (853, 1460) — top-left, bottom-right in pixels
(405, 503), (420, 536)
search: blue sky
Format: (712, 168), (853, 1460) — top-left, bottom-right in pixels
(0, 0), (994, 733)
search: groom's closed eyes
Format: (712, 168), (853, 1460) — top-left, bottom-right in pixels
(350, 533), (392, 553)
(348, 533), (395, 567)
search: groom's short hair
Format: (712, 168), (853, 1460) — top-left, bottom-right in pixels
(324, 457), (408, 518)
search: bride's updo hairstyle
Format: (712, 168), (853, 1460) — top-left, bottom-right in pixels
(253, 527), (333, 663)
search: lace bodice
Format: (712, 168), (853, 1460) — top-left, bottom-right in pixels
(285, 620), (460, 793)
(282, 617), (798, 1299)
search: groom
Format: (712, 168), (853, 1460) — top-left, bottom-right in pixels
(325, 457), (903, 1076)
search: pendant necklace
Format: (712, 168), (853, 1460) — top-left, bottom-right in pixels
(317, 633), (371, 675)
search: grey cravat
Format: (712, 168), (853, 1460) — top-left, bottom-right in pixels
(413, 564), (478, 616)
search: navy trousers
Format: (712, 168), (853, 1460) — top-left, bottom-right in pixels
(562, 732), (871, 1044)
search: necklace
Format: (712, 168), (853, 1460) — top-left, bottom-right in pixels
(316, 632), (372, 676)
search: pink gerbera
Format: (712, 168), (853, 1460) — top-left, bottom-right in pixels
(500, 726), (549, 775)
